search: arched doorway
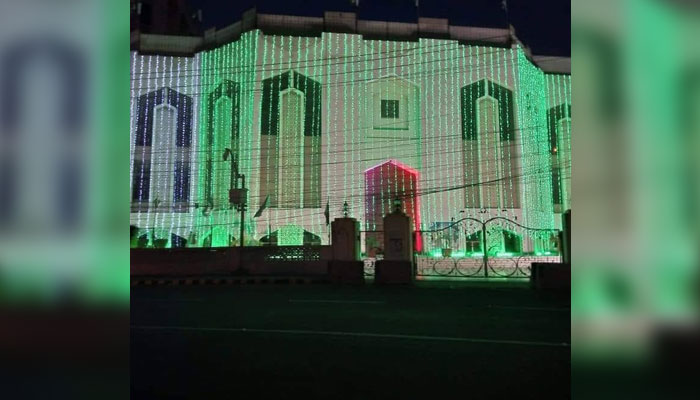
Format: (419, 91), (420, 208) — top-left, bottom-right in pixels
(364, 160), (422, 252)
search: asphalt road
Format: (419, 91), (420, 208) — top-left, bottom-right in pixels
(131, 281), (570, 399)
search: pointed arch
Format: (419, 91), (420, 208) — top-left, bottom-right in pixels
(131, 87), (193, 212)
(461, 79), (519, 209)
(204, 80), (240, 209)
(259, 70), (321, 209)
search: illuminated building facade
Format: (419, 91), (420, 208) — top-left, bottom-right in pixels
(130, 10), (571, 254)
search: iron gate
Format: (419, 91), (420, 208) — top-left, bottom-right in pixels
(361, 216), (561, 278)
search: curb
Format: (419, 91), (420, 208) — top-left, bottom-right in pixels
(131, 276), (331, 287)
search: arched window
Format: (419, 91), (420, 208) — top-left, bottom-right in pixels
(278, 88), (305, 208)
(461, 80), (518, 209)
(204, 80), (239, 210)
(259, 70), (321, 209)
(132, 87), (192, 212)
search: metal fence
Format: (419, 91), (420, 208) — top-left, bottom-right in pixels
(362, 254), (561, 278)
(362, 215), (562, 279)
(416, 254), (561, 278)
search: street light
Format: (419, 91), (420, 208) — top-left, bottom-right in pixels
(223, 148), (247, 247)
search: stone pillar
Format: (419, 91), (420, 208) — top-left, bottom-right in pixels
(329, 217), (364, 284)
(383, 211), (413, 260)
(331, 217), (361, 261)
(375, 201), (414, 284)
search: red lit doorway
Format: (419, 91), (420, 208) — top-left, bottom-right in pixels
(364, 160), (422, 254)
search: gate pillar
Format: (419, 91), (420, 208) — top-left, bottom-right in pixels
(375, 200), (414, 284)
(331, 217), (361, 261)
(329, 216), (363, 284)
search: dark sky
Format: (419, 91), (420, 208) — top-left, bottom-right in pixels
(190, 0), (570, 56)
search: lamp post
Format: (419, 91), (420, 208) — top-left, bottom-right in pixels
(223, 148), (247, 248)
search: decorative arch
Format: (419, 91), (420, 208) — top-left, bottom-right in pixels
(204, 80), (240, 209)
(364, 159), (422, 252)
(1, 38), (85, 134)
(259, 70), (321, 209)
(461, 79), (519, 209)
(132, 87), (193, 211)
(461, 79), (515, 141)
(135, 87), (192, 147)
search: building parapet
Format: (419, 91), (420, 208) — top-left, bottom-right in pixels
(133, 8), (512, 52)
(130, 8), (569, 71)
(534, 56), (571, 74)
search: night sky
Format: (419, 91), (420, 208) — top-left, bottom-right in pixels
(189, 0), (570, 56)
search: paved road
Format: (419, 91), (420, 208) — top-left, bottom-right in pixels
(131, 281), (570, 399)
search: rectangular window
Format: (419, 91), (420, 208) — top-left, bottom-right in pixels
(381, 99), (400, 119)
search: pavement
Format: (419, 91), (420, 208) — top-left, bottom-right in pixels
(131, 280), (570, 399)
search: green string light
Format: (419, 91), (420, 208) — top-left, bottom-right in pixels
(131, 35), (567, 253)
(515, 46), (555, 250)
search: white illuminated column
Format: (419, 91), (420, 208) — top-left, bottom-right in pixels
(476, 95), (503, 208)
(278, 87), (305, 208)
(151, 101), (177, 210)
(213, 96), (232, 208)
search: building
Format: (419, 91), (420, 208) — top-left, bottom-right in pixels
(129, 8), (571, 255)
